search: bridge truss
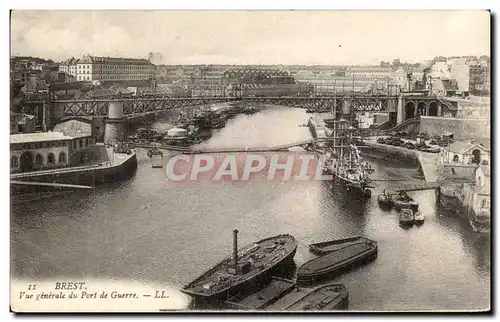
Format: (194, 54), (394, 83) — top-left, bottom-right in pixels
(51, 95), (399, 118)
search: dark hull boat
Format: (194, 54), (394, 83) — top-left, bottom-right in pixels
(224, 277), (296, 310)
(393, 191), (419, 211)
(182, 231), (298, 305)
(297, 236), (377, 285)
(334, 173), (372, 198)
(281, 284), (348, 311)
(377, 191), (393, 209)
(308, 236), (376, 256)
(399, 208), (414, 227)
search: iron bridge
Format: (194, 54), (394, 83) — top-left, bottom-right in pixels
(49, 95), (402, 118)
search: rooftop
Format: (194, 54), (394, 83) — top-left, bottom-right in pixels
(448, 140), (490, 154)
(10, 132), (73, 144)
(78, 55), (153, 65)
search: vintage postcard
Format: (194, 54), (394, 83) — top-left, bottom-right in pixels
(10, 10), (491, 313)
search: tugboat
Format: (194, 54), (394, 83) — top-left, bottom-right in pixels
(130, 128), (163, 143)
(393, 191), (419, 211)
(377, 189), (393, 209)
(181, 230), (298, 306)
(399, 208), (414, 227)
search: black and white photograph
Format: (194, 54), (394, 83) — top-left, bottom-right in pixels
(9, 9), (491, 313)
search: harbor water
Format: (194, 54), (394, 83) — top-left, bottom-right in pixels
(11, 106), (490, 311)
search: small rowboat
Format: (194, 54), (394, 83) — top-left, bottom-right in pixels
(298, 236), (378, 285)
(413, 211), (425, 225)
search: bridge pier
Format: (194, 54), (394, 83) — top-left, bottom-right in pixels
(104, 101), (127, 145)
(435, 186), (441, 205)
(92, 116), (106, 143)
(396, 95), (404, 124)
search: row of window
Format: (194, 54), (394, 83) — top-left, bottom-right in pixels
(77, 75), (153, 81)
(13, 141), (68, 150)
(78, 65), (153, 70)
(12, 138), (91, 150)
(11, 152), (66, 168)
(78, 70), (155, 75)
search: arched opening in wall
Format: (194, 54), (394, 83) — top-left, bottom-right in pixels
(478, 176), (482, 187)
(59, 152), (67, 165)
(472, 149), (481, 164)
(417, 101), (427, 116)
(428, 101), (439, 116)
(482, 160), (489, 165)
(35, 154), (43, 166)
(11, 156), (19, 168)
(405, 101), (415, 120)
(19, 151), (34, 172)
(453, 155), (459, 162)
(47, 153), (55, 166)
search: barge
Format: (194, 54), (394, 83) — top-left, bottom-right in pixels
(279, 284), (348, 311)
(182, 230), (298, 306)
(224, 277), (296, 310)
(297, 236), (377, 285)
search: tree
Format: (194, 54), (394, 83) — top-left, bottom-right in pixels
(392, 59), (401, 67)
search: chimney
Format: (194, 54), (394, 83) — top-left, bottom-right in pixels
(233, 229), (239, 266)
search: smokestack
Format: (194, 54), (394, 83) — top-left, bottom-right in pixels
(233, 229), (239, 266)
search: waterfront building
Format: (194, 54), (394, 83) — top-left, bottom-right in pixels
(442, 140), (490, 166)
(10, 127), (96, 173)
(75, 55), (155, 82)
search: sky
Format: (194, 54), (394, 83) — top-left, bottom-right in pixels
(10, 10), (491, 65)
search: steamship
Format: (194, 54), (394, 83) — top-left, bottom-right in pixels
(181, 230), (298, 305)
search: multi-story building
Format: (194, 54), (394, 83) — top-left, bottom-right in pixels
(345, 66), (394, 80)
(75, 55), (155, 82)
(10, 131), (95, 173)
(59, 57), (78, 77)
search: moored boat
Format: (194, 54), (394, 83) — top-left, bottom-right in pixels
(224, 277), (296, 310)
(182, 230), (298, 305)
(308, 236), (376, 256)
(377, 190), (393, 209)
(393, 191), (419, 211)
(280, 284), (348, 311)
(399, 208), (414, 226)
(413, 211), (425, 225)
(297, 237), (377, 285)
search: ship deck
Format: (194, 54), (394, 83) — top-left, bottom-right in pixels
(225, 277), (296, 310)
(312, 238), (370, 254)
(282, 285), (347, 311)
(183, 235), (297, 297)
(299, 242), (374, 275)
